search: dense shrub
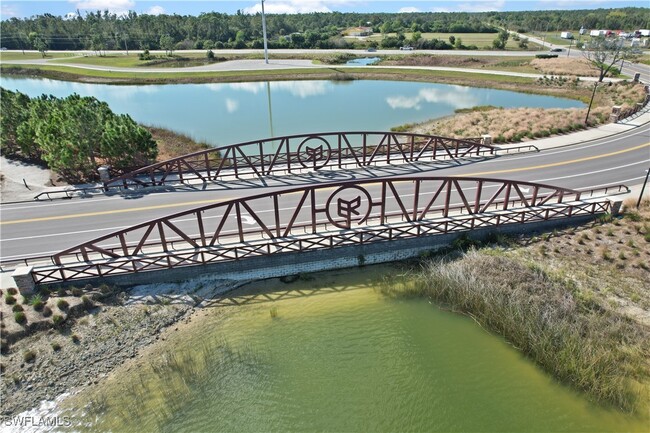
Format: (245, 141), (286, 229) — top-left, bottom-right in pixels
(14, 312), (26, 324)
(81, 295), (94, 310)
(1, 88), (158, 182)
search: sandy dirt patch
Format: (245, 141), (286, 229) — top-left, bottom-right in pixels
(0, 156), (64, 203)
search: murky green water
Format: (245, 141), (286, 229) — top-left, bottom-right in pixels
(58, 268), (646, 432)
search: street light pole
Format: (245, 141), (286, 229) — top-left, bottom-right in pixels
(637, 167), (650, 208)
(261, 0), (269, 64)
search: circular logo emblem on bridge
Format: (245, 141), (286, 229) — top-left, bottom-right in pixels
(325, 185), (372, 229)
(297, 136), (332, 170)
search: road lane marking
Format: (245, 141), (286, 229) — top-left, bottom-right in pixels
(1, 143), (648, 226)
(459, 142), (650, 177)
(491, 125), (649, 163)
(0, 197), (234, 225)
(532, 160), (648, 183)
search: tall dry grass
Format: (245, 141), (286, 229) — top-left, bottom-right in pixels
(406, 81), (646, 144)
(380, 249), (650, 414)
(530, 58), (600, 77)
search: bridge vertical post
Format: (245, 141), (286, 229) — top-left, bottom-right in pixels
(412, 181), (420, 220)
(204, 153), (212, 180)
(258, 141), (265, 175)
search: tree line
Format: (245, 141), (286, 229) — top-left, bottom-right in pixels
(0, 88), (157, 181)
(487, 8), (648, 34)
(1, 8), (646, 53)
(0, 10), (497, 51)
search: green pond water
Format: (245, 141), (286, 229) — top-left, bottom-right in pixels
(58, 267), (646, 433)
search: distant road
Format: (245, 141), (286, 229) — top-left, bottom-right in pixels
(3, 48), (556, 57)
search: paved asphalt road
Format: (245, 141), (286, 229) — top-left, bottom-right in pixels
(1, 121), (648, 262)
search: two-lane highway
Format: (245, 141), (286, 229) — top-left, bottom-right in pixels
(1, 121), (648, 262)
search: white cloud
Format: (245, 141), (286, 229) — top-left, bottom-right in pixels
(243, 0), (355, 15)
(431, 0), (506, 13)
(271, 81), (329, 98)
(225, 98), (239, 113)
(537, 0), (608, 8)
(228, 82), (266, 94)
(454, 0), (506, 12)
(146, 5), (165, 15)
(227, 81), (329, 98)
(386, 95), (422, 110)
(70, 0), (135, 15)
(1, 4), (19, 18)
(398, 7), (421, 13)
(386, 87), (478, 111)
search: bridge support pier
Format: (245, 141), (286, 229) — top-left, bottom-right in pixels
(12, 266), (36, 295)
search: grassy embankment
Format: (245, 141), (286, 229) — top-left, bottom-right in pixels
(146, 126), (211, 162)
(381, 200), (650, 415)
(0, 61), (538, 87)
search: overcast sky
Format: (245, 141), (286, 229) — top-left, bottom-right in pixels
(1, 0), (647, 20)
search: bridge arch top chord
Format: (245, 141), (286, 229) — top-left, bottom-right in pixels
(104, 131), (495, 189)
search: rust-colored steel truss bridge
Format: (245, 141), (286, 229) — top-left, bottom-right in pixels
(27, 176), (619, 284)
(104, 131), (527, 189)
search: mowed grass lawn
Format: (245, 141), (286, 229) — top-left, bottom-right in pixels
(367, 32), (541, 50)
(51, 54), (189, 67)
(0, 51), (74, 60)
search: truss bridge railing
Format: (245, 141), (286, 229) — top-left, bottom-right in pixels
(103, 132), (504, 189)
(27, 177), (618, 284)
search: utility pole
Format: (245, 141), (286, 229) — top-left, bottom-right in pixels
(584, 81), (598, 125)
(261, 0), (269, 64)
